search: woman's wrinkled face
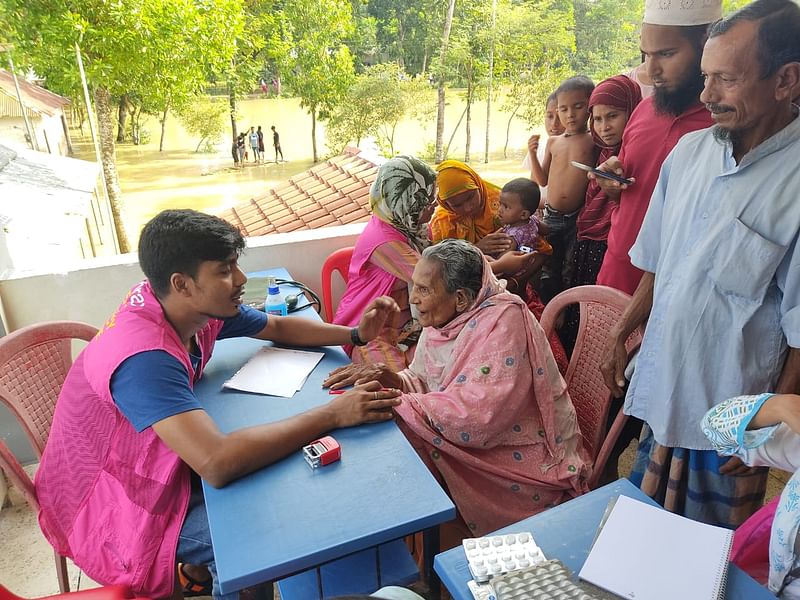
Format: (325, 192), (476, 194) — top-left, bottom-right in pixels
(443, 189), (482, 219)
(410, 258), (464, 328)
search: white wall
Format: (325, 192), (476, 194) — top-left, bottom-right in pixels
(0, 223), (364, 332)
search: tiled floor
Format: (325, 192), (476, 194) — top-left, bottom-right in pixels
(1, 454), (788, 598)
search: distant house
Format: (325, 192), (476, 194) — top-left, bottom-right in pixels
(219, 147), (383, 236)
(0, 70), (72, 156)
(0, 143), (117, 275)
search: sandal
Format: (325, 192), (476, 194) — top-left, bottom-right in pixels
(178, 562), (213, 597)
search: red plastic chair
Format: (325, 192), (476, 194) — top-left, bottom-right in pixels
(0, 584), (149, 600)
(321, 246), (354, 322)
(539, 286), (643, 489)
(0, 321), (98, 593)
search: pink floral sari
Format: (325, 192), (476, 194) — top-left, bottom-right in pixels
(394, 263), (590, 535)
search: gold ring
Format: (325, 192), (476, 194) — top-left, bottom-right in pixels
(373, 391), (378, 400)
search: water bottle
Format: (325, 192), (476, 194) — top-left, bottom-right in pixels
(265, 277), (288, 316)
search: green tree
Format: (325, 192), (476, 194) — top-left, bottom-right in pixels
(433, 0), (457, 163)
(368, 0), (444, 74)
(3, 0), (241, 252)
(135, 0), (239, 152)
(220, 0), (291, 144)
(327, 64), (433, 155)
(495, 0), (574, 156)
(445, 0), (493, 162)
(571, 0), (642, 81)
(178, 97), (229, 153)
(282, 0), (356, 162)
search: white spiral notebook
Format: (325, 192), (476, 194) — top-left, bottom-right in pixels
(579, 495), (733, 600)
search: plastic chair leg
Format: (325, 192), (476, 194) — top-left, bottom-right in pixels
(55, 551), (70, 593)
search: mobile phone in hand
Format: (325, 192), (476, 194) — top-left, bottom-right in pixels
(571, 161), (633, 186)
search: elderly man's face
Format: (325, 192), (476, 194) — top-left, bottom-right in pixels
(700, 21), (779, 145)
(410, 258), (464, 328)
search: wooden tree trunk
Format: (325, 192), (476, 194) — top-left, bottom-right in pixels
(116, 95), (128, 143)
(311, 107), (318, 163)
(446, 104), (468, 157)
(94, 86), (130, 253)
(228, 84), (238, 142)
(504, 104), (521, 158)
(159, 105), (169, 152)
(434, 0), (457, 163)
(465, 78), (472, 163)
(485, 0), (497, 163)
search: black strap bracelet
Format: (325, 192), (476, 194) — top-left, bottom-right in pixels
(350, 327), (367, 346)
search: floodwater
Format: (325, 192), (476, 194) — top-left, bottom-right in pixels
(73, 93), (539, 245)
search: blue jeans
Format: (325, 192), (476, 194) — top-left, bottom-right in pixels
(177, 484), (238, 600)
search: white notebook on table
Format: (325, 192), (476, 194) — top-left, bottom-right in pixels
(579, 495), (733, 600)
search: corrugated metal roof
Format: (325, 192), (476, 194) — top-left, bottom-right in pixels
(0, 70), (70, 118)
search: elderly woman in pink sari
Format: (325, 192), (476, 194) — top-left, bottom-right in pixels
(334, 156), (437, 371)
(325, 239), (590, 534)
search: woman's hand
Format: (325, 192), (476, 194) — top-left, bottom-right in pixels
(747, 394), (800, 434)
(490, 251), (536, 275)
(721, 394), (800, 476)
(357, 296), (400, 342)
(328, 380), (402, 427)
(476, 230), (515, 256)
(588, 155), (632, 198)
(323, 362), (403, 391)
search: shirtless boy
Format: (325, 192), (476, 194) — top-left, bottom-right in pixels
(529, 76), (597, 302)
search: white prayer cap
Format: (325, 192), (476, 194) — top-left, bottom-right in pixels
(643, 0), (722, 26)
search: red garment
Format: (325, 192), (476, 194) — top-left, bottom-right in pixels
(596, 98), (713, 294)
(525, 283), (569, 376)
(577, 76), (642, 242)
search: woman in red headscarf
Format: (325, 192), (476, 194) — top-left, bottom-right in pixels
(571, 75), (642, 290)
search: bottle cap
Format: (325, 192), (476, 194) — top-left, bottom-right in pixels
(267, 277), (279, 295)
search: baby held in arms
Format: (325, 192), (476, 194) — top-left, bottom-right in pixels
(494, 178), (550, 289)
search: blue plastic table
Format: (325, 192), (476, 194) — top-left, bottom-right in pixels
(195, 268), (456, 594)
(434, 478), (773, 600)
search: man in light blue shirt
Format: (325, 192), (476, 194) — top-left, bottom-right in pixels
(602, 0), (800, 527)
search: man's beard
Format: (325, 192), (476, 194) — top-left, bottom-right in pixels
(712, 125), (732, 144)
(653, 71), (705, 116)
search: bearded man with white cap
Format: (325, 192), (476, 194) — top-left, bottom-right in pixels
(591, 0), (720, 485)
(602, 0), (800, 529)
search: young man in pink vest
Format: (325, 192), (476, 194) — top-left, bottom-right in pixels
(34, 209), (402, 600)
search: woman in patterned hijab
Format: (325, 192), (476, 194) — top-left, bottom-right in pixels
(369, 155), (437, 252)
(333, 156), (437, 370)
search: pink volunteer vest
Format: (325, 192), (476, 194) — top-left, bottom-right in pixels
(35, 281), (224, 597)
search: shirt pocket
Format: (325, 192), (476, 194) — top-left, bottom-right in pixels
(708, 218), (786, 302)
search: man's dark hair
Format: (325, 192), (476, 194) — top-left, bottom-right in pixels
(708, 0), (800, 78)
(502, 178), (541, 213)
(555, 76), (595, 100)
(546, 91), (558, 107)
(138, 209), (245, 298)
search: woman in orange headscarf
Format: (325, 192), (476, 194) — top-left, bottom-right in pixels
(431, 161), (569, 374)
(430, 160), (516, 256)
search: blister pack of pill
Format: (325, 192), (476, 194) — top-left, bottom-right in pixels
(492, 560), (612, 600)
(462, 532), (546, 583)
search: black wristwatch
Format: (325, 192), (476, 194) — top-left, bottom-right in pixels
(350, 327), (367, 346)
